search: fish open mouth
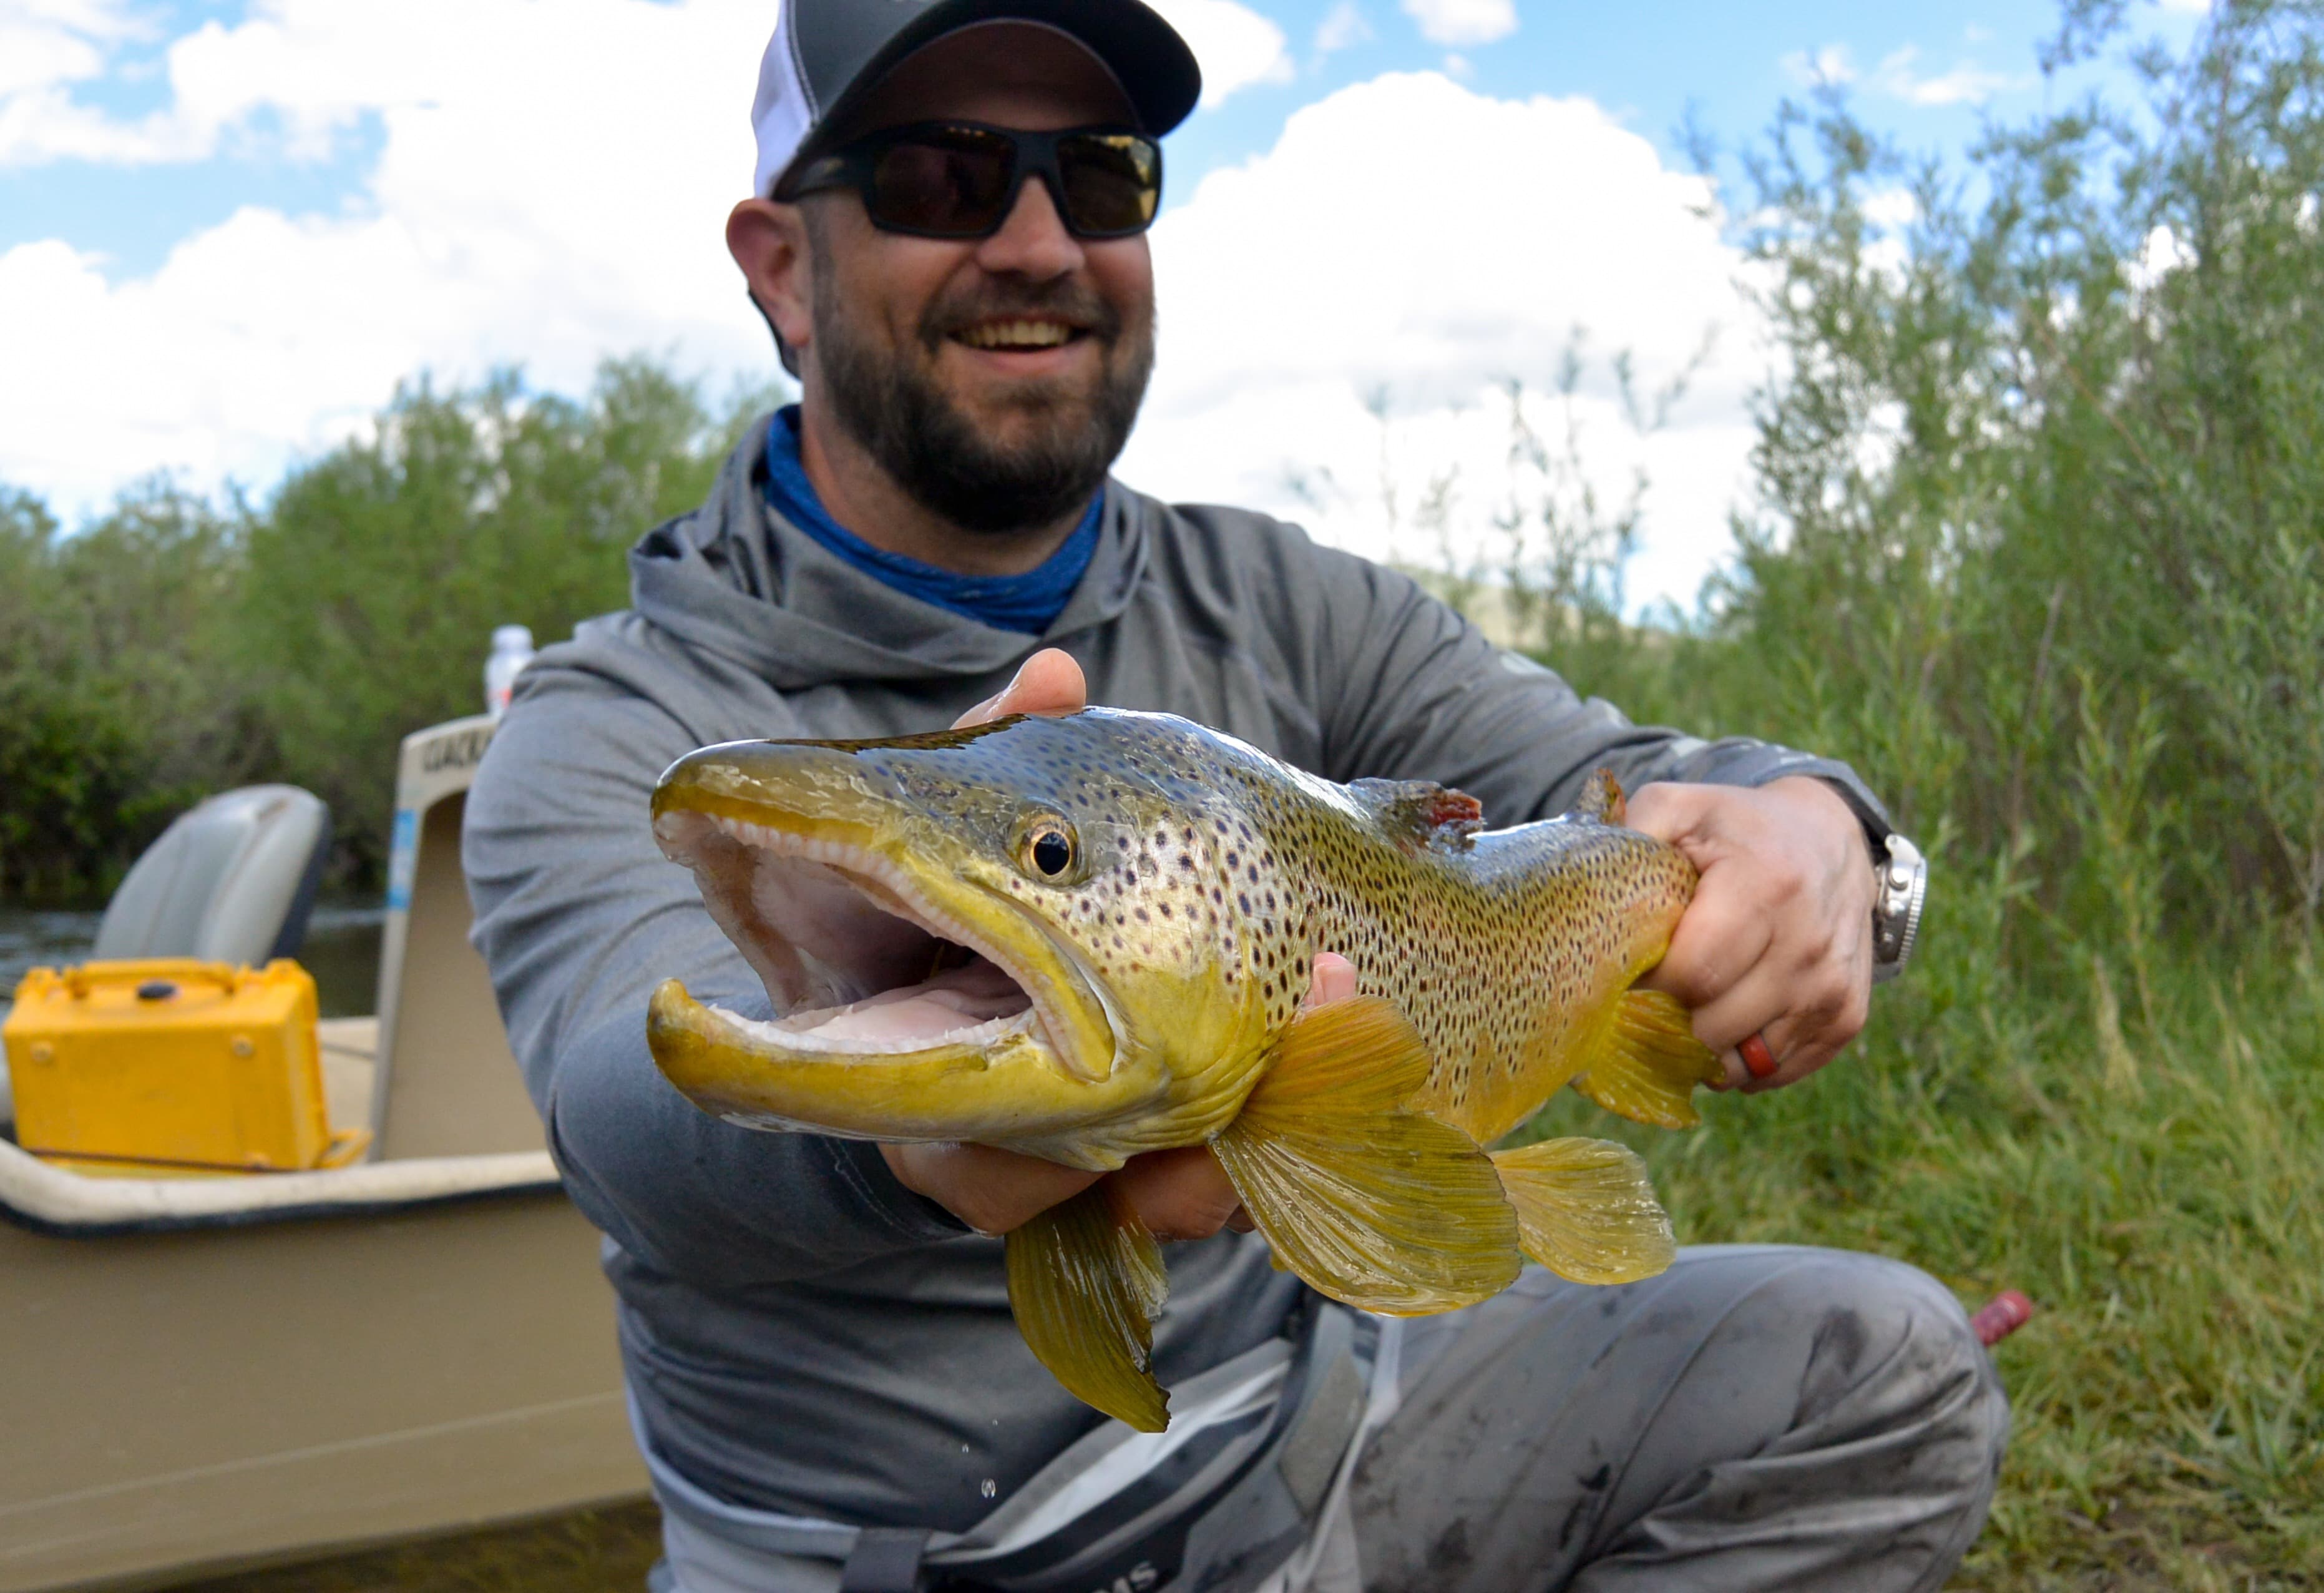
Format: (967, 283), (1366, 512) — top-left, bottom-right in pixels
(652, 808), (1115, 1082)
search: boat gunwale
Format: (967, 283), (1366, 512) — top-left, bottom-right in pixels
(0, 1137), (561, 1238)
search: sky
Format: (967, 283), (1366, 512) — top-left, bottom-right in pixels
(0, 0), (2206, 612)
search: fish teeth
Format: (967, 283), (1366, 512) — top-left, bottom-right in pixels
(709, 999), (1035, 1058)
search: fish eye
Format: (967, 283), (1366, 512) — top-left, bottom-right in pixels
(1022, 818), (1078, 880)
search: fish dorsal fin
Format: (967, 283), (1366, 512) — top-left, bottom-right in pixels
(1571, 988), (1720, 1129)
(1211, 996), (1521, 1315)
(1490, 1137), (1675, 1284)
(1350, 780), (1486, 850)
(1571, 767), (1627, 825)
(1005, 1182), (1171, 1432)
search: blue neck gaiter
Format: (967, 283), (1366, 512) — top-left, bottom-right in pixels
(761, 408), (1100, 635)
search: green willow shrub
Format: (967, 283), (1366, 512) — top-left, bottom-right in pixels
(1647, 0), (2324, 965)
(0, 484), (252, 901)
(0, 358), (783, 897)
(235, 358), (782, 878)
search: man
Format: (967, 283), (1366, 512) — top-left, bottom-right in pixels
(465, 2), (2005, 1588)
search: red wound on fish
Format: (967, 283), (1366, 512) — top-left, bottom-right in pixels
(1352, 780), (1487, 850)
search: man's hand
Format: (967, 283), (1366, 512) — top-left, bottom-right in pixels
(879, 648), (1360, 1238)
(1629, 777), (1878, 1094)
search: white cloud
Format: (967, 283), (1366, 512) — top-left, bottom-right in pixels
(1144, 0), (1294, 106)
(1, 35), (1767, 613)
(2126, 223), (2194, 295)
(1780, 41), (2026, 109)
(1861, 187), (1918, 229)
(1400, 0), (1518, 49)
(0, 0), (1293, 514)
(0, 0), (159, 156)
(1313, 1), (1372, 57)
(0, 0), (775, 512)
(1120, 72), (1767, 611)
(0, 0), (145, 91)
(1779, 44), (1856, 88)
(1869, 46), (2024, 107)
(0, 0), (1294, 172)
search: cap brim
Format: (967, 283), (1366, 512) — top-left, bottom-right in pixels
(783, 0), (1201, 189)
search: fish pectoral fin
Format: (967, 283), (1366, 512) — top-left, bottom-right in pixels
(1211, 997), (1521, 1315)
(1571, 988), (1721, 1129)
(1005, 1182), (1172, 1433)
(1490, 1138), (1675, 1284)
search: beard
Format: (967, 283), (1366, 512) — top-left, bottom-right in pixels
(812, 263), (1153, 537)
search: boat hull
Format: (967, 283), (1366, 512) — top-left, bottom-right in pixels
(0, 1190), (640, 1592)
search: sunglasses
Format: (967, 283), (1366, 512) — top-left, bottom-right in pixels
(779, 122), (1163, 240)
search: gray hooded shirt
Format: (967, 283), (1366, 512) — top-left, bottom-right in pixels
(462, 421), (1890, 1531)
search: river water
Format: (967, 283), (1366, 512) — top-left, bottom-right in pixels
(0, 903), (384, 1017)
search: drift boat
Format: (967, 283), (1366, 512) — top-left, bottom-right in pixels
(0, 717), (642, 1593)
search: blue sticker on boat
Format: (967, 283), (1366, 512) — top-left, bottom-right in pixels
(386, 808), (417, 911)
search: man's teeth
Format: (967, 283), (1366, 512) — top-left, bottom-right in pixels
(959, 320), (1074, 350)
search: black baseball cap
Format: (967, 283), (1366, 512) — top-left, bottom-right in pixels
(750, 0), (1203, 197)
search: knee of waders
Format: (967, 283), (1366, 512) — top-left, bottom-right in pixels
(1773, 1252), (2013, 1496)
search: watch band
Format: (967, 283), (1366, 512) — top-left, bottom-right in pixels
(1870, 833), (1926, 985)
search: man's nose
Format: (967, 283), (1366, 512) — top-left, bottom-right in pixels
(974, 174), (1086, 280)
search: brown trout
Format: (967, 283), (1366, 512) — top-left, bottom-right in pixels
(646, 708), (1719, 1430)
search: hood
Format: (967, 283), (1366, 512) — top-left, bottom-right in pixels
(627, 418), (1151, 692)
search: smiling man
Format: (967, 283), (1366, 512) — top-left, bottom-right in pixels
(463, 2), (2005, 1590)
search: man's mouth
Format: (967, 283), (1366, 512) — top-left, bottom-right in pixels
(954, 318), (1082, 351)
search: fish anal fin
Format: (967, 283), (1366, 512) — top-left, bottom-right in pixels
(1571, 768), (1627, 825)
(1571, 988), (1719, 1129)
(1490, 1138), (1674, 1284)
(1005, 1182), (1171, 1432)
(1213, 997), (1520, 1315)
(1350, 779), (1486, 851)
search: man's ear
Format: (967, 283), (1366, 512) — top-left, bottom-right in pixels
(727, 198), (814, 361)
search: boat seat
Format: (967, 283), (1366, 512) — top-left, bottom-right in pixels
(92, 785), (331, 966)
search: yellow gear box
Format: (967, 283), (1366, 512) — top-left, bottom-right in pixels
(3, 959), (367, 1175)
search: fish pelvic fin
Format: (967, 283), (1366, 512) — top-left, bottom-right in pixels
(1211, 996), (1521, 1315)
(1005, 1182), (1171, 1433)
(1490, 1138), (1675, 1285)
(1571, 988), (1721, 1129)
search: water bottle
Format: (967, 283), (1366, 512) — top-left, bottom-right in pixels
(484, 625), (535, 719)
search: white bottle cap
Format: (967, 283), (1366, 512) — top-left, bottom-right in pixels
(492, 624), (535, 653)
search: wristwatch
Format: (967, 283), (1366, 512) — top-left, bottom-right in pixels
(1870, 833), (1927, 985)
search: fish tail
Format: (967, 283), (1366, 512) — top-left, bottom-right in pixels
(1490, 1137), (1675, 1285)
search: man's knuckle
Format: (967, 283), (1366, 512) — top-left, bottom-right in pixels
(1837, 988), (1870, 1039)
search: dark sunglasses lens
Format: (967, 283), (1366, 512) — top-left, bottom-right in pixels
(869, 129), (1016, 235)
(1057, 134), (1160, 235)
